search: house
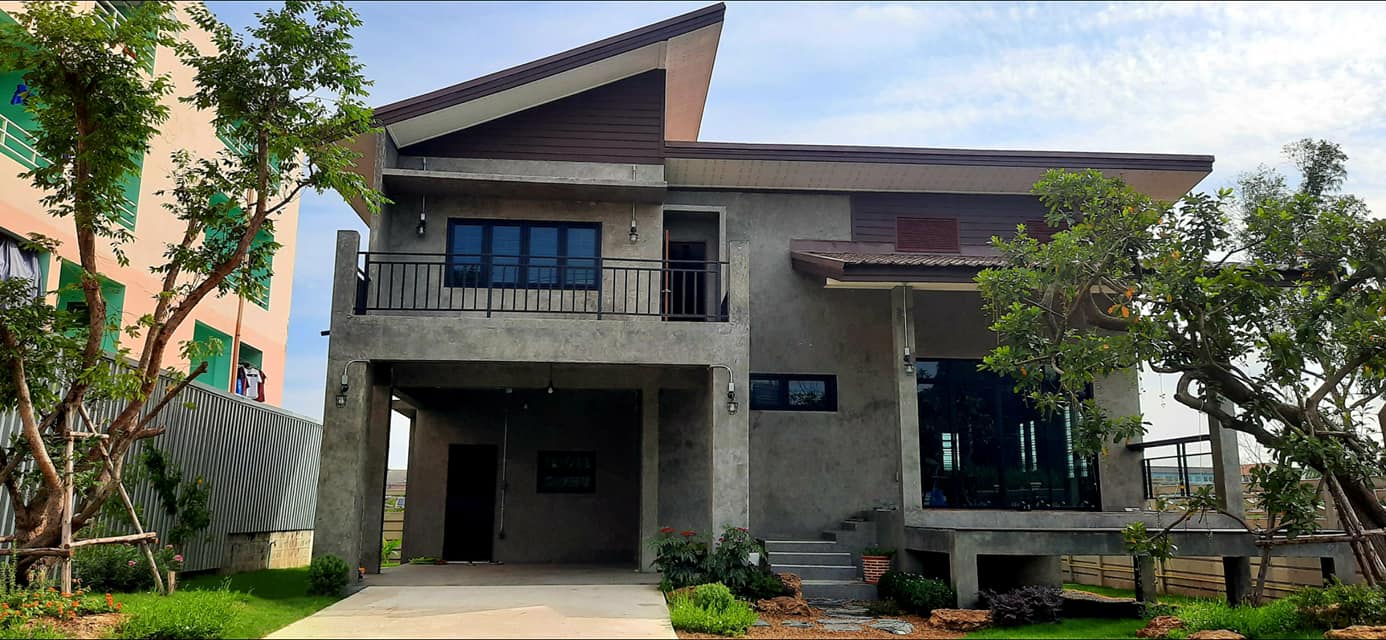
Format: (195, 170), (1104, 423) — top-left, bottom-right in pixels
(313, 4), (1354, 604)
(0, 1), (298, 405)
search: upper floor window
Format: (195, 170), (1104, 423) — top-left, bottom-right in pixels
(749, 373), (838, 412)
(446, 219), (600, 290)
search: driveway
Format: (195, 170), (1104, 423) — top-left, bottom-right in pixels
(267, 565), (674, 639)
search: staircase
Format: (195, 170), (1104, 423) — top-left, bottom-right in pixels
(764, 512), (879, 601)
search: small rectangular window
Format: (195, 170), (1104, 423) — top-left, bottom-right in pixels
(748, 374), (837, 411)
(537, 451), (597, 494)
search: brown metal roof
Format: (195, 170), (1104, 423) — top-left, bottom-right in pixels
(665, 140), (1213, 172)
(799, 251), (1011, 268)
(374, 3), (726, 126)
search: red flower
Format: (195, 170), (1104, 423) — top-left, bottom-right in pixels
(659, 527), (675, 535)
(680, 530), (696, 538)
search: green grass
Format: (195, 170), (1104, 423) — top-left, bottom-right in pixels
(966, 617), (1148, 638)
(117, 567), (340, 639)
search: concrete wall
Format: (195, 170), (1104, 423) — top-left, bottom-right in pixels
(666, 191), (901, 537)
(219, 530), (314, 574)
(403, 388), (641, 564)
(658, 388), (712, 533)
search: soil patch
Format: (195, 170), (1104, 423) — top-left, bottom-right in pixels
(30, 613), (125, 639)
(675, 610), (963, 639)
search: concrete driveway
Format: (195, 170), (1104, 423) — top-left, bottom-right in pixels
(267, 565), (674, 639)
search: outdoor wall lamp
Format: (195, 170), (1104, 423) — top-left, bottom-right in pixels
(902, 346), (915, 375)
(416, 194), (428, 237)
(710, 364), (738, 414)
(335, 359), (370, 407)
(628, 202), (639, 243)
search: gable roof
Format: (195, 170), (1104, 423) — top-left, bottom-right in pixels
(376, 3), (725, 148)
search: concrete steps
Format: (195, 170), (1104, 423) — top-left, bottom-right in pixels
(763, 513), (882, 601)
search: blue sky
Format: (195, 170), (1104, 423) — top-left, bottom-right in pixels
(206, 2), (1386, 466)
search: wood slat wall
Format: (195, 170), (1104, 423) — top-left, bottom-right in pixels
(404, 70), (666, 164)
(1062, 554), (1347, 601)
(851, 193), (1051, 249)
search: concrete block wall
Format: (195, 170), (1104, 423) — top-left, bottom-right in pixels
(219, 530), (314, 574)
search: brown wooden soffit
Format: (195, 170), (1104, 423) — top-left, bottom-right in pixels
(374, 3), (726, 125)
(789, 240), (1008, 284)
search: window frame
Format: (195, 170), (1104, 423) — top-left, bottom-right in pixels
(749, 373), (838, 412)
(445, 218), (602, 290)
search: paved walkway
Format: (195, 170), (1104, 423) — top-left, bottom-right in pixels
(268, 566), (673, 639)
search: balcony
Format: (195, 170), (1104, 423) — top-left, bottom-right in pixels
(355, 251), (730, 322)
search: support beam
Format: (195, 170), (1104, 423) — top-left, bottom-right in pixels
(1223, 556), (1252, 605)
(893, 287), (923, 519)
(1206, 392), (1244, 517)
(1134, 555), (1158, 603)
(708, 364), (750, 534)
(1093, 370), (1146, 510)
(950, 542), (980, 608)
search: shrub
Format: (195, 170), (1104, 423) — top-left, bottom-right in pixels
(668, 583), (758, 637)
(306, 555), (351, 597)
(74, 544), (180, 593)
(877, 571), (955, 616)
(1291, 582), (1386, 629)
(866, 599), (901, 617)
(381, 538), (401, 564)
(742, 571), (789, 601)
(116, 589), (238, 639)
(981, 585), (1064, 627)
(651, 528), (709, 590)
(1173, 597), (1305, 639)
(705, 527), (766, 599)
(862, 546), (896, 557)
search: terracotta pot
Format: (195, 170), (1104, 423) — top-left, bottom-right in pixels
(862, 555), (892, 584)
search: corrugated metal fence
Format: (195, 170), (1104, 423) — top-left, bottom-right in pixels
(0, 373), (322, 572)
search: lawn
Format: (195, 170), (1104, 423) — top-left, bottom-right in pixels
(966, 617), (1149, 638)
(117, 567), (340, 639)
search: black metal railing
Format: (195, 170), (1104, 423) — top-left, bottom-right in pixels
(1129, 434), (1215, 500)
(354, 251), (730, 321)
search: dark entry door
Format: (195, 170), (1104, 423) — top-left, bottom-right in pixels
(443, 444), (497, 561)
(666, 241), (707, 321)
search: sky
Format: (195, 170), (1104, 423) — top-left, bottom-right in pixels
(205, 1), (1386, 468)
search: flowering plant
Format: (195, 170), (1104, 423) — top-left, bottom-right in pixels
(649, 527), (708, 591)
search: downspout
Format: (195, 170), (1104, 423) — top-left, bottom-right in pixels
(497, 388), (511, 546)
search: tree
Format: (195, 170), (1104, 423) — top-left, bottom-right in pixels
(0, 0), (382, 579)
(977, 140), (1386, 580)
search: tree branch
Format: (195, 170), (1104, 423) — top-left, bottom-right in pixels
(133, 361), (207, 432)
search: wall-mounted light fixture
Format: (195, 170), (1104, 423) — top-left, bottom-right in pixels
(628, 202), (639, 243)
(416, 194), (428, 237)
(546, 363), (556, 395)
(335, 359), (370, 407)
(900, 285), (915, 375)
(709, 364), (738, 414)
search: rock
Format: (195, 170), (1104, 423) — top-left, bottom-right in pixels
(1063, 589), (1145, 619)
(870, 619), (916, 635)
(778, 572), (803, 599)
(929, 608), (993, 632)
(783, 620), (814, 628)
(824, 606), (869, 617)
(818, 617), (871, 625)
(1187, 631), (1246, 640)
(757, 595), (814, 617)
(1326, 627), (1386, 639)
(751, 618), (770, 628)
(822, 623), (864, 632)
(1137, 616), (1186, 639)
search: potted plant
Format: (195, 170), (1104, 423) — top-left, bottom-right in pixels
(861, 546), (895, 584)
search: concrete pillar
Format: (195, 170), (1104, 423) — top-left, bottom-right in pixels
(950, 541), (980, 608)
(1206, 392), (1245, 517)
(709, 364), (750, 534)
(639, 383), (660, 572)
(1093, 369), (1146, 510)
(1223, 556), (1252, 605)
(312, 230), (392, 574)
(1134, 555), (1158, 603)
(893, 287), (924, 520)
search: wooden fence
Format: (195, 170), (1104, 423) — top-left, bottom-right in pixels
(1062, 554), (1341, 600)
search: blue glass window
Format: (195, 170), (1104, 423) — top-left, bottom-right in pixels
(445, 219), (601, 289)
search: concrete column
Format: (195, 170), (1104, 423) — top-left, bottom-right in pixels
(1223, 556), (1252, 605)
(639, 383), (660, 572)
(893, 287), (924, 520)
(1093, 369), (1146, 510)
(709, 364), (750, 534)
(358, 367), (392, 573)
(1206, 392), (1245, 517)
(950, 541), (980, 608)
(1134, 555), (1158, 603)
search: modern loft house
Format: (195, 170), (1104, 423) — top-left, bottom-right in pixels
(0, 1), (299, 405)
(316, 4), (1353, 604)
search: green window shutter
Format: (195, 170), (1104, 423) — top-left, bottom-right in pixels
(55, 260), (125, 353)
(192, 321), (232, 392)
(117, 150), (142, 230)
(0, 11), (43, 171)
(250, 228), (272, 309)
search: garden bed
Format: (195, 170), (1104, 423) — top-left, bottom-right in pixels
(675, 608), (963, 639)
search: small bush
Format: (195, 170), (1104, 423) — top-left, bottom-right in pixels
(668, 582), (758, 637)
(650, 528), (709, 590)
(982, 585), (1064, 627)
(74, 544), (180, 594)
(866, 599), (901, 617)
(742, 571), (789, 601)
(116, 589), (238, 639)
(306, 555), (350, 597)
(862, 546), (896, 557)
(877, 571), (955, 616)
(1291, 582), (1386, 629)
(1174, 597), (1304, 639)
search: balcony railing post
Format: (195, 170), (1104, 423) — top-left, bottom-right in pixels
(596, 259), (604, 320)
